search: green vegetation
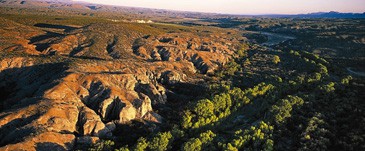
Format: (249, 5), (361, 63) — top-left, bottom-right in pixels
(88, 46), (364, 150)
(223, 121), (274, 151)
(272, 55), (280, 64)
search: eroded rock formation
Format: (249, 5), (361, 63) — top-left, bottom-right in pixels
(0, 20), (243, 150)
(0, 57), (199, 150)
(132, 33), (239, 74)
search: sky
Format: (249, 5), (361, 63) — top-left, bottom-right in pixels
(75, 0), (365, 15)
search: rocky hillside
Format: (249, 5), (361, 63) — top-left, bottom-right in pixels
(2, 2), (363, 151)
(0, 14), (243, 150)
(0, 56), (190, 150)
(132, 33), (241, 74)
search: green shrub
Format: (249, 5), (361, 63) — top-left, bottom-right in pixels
(273, 55), (281, 64)
(148, 132), (173, 151)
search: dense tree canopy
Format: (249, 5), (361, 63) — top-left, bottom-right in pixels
(89, 46), (364, 151)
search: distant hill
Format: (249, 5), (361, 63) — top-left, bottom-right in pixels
(295, 11), (365, 18)
(0, 0), (89, 9)
(1, 0), (364, 19)
(261, 11), (365, 18)
(0, 0), (220, 20)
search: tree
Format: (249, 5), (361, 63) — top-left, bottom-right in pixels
(148, 132), (173, 151)
(191, 100), (217, 128)
(134, 137), (148, 151)
(212, 93), (232, 113)
(317, 63), (328, 74)
(271, 99), (293, 124)
(273, 55), (280, 64)
(270, 95), (304, 124)
(182, 138), (202, 151)
(225, 60), (241, 76)
(341, 75), (352, 85)
(299, 114), (330, 151)
(243, 58), (251, 66)
(89, 140), (115, 151)
(193, 99), (215, 118)
(182, 130), (216, 151)
(237, 43), (249, 58)
(182, 111), (194, 129)
(318, 82), (335, 93)
(223, 143), (238, 151)
(200, 130), (215, 142)
(116, 147), (130, 151)
(225, 121), (274, 150)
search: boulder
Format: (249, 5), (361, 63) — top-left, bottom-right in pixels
(78, 107), (112, 138)
(160, 70), (184, 85)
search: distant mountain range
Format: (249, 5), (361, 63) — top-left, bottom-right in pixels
(257, 11), (365, 18)
(1, 0), (364, 19)
(295, 11), (365, 18)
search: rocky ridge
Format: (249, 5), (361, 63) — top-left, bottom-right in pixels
(133, 33), (240, 74)
(0, 16), (243, 150)
(0, 56), (200, 150)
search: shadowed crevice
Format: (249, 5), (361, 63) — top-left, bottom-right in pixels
(29, 31), (63, 52)
(34, 23), (78, 32)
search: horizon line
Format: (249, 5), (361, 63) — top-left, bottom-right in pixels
(72, 0), (365, 16)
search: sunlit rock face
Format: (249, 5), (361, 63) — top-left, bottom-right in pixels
(132, 33), (238, 74)
(0, 55), (202, 150)
(0, 12), (242, 149)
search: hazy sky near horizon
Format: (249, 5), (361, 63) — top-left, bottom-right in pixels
(76, 0), (365, 14)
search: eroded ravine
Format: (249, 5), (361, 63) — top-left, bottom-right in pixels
(0, 19), (245, 150)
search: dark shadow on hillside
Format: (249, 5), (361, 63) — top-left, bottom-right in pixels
(0, 62), (69, 112)
(36, 142), (67, 151)
(106, 36), (121, 59)
(29, 31), (62, 44)
(0, 114), (39, 147)
(29, 31), (63, 52)
(0, 62), (70, 147)
(83, 71), (126, 74)
(69, 55), (106, 61)
(87, 5), (101, 10)
(34, 23), (78, 32)
(158, 82), (209, 125)
(164, 82), (208, 100)
(69, 41), (94, 56)
(113, 120), (153, 147)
